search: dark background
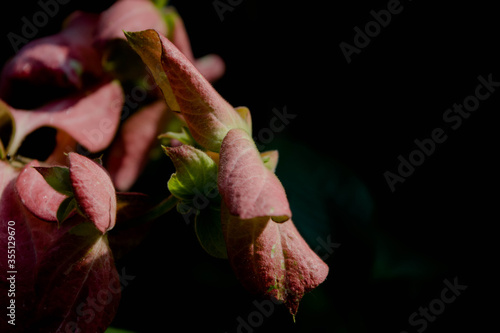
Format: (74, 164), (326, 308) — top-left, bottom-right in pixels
(1, 0), (496, 332)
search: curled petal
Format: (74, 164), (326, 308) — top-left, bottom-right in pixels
(218, 128), (291, 222)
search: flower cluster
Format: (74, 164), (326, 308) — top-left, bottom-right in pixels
(0, 0), (328, 331)
(126, 28), (329, 315)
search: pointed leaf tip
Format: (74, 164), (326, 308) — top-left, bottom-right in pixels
(124, 29), (181, 113)
(222, 208), (329, 316)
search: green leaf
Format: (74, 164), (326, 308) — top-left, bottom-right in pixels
(158, 126), (197, 146)
(195, 206), (227, 259)
(261, 150), (279, 172)
(56, 196), (77, 225)
(34, 166), (73, 196)
(153, 0), (168, 10)
(69, 221), (101, 237)
(163, 145), (219, 202)
(162, 6), (176, 40)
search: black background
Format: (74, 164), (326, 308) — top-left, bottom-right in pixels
(1, 0), (497, 332)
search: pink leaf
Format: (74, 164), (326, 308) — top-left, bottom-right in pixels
(222, 205), (329, 316)
(106, 99), (168, 191)
(218, 128), (291, 222)
(33, 224), (121, 333)
(0, 161), (49, 331)
(94, 0), (167, 49)
(69, 152), (117, 233)
(5, 80), (124, 157)
(1, 161), (121, 332)
(15, 160), (67, 222)
(0, 11), (102, 101)
(158, 31), (249, 151)
(125, 29), (249, 152)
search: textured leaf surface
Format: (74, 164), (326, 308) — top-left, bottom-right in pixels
(69, 153), (117, 233)
(222, 204), (329, 315)
(218, 128), (291, 222)
(34, 223), (121, 333)
(125, 29), (248, 152)
(15, 160), (68, 222)
(0, 161), (121, 332)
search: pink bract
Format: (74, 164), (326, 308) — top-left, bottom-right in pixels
(69, 152), (117, 234)
(218, 128), (291, 222)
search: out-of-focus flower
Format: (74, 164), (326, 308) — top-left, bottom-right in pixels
(0, 11), (103, 107)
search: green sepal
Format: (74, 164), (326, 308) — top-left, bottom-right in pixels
(159, 126), (197, 147)
(163, 145), (219, 202)
(34, 166), (73, 196)
(195, 206), (227, 259)
(56, 196), (77, 225)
